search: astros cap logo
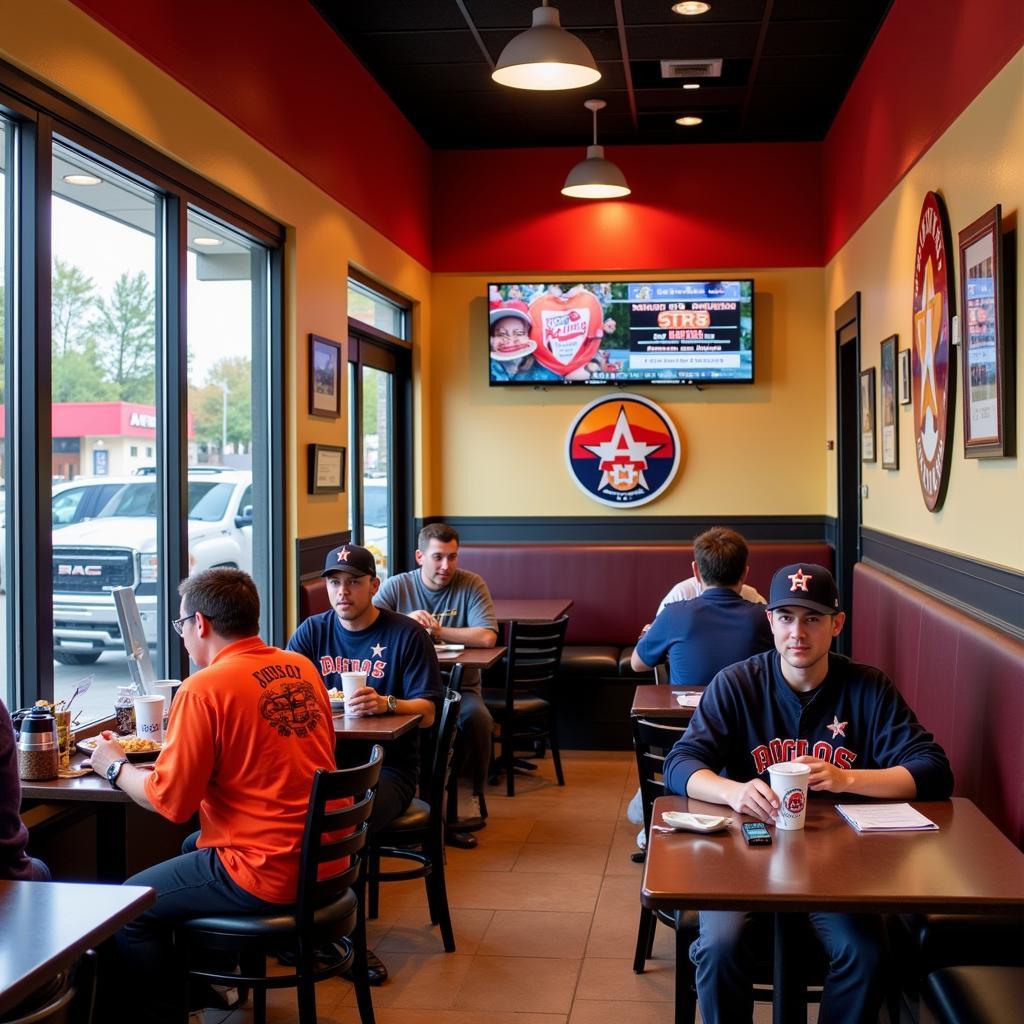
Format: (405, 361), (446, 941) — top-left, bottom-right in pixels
(788, 568), (813, 592)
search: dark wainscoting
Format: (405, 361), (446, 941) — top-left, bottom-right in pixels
(416, 515), (834, 545)
(295, 531), (350, 622)
(861, 528), (1024, 640)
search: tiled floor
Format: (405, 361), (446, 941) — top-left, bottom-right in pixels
(213, 750), (811, 1024)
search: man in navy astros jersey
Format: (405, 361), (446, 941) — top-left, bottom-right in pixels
(288, 543), (442, 832)
(663, 562), (952, 1024)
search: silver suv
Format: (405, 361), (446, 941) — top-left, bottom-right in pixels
(51, 469), (253, 664)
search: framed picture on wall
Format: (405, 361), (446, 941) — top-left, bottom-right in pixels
(898, 349), (911, 404)
(958, 205), (1015, 457)
(309, 334), (342, 418)
(880, 336), (899, 469)
(860, 367), (876, 463)
(308, 444), (345, 495)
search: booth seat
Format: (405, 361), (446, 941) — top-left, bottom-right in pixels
(298, 540), (833, 749)
(851, 562), (1024, 848)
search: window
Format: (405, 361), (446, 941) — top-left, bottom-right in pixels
(348, 277), (408, 340)
(0, 120), (9, 708)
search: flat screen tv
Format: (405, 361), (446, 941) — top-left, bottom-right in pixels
(487, 279), (754, 386)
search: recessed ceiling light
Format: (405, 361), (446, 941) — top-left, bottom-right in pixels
(682, 83), (700, 90)
(672, 2), (711, 15)
(192, 236), (224, 247)
(675, 115), (704, 126)
(63, 173), (102, 186)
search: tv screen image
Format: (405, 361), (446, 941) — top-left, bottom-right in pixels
(487, 280), (754, 386)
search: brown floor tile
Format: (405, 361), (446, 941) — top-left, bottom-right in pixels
(512, 842), (611, 875)
(374, 1012), (567, 1024)
(478, 910), (593, 959)
(340, 951), (476, 1010)
(575, 956), (676, 1002)
(445, 868), (603, 913)
(527, 818), (615, 846)
(569, 998), (677, 1024)
(376, 907), (495, 955)
(453, 955), (582, 1014)
(476, 817), (536, 842)
(446, 839), (526, 871)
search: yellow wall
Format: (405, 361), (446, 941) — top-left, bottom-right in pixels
(1, 0), (433, 620)
(429, 270), (826, 518)
(825, 51), (1024, 572)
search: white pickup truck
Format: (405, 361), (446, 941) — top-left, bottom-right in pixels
(51, 469), (253, 664)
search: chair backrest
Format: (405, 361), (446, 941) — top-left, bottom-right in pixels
(295, 744), (383, 924)
(632, 717), (687, 833)
(424, 688), (461, 825)
(653, 663), (670, 686)
(503, 616), (569, 705)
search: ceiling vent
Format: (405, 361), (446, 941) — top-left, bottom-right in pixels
(659, 58), (723, 79)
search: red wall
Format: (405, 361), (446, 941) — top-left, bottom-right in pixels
(431, 142), (823, 272)
(823, 0), (1024, 260)
(70, 0), (433, 266)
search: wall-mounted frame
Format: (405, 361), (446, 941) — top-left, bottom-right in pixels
(898, 349), (911, 404)
(958, 205), (1014, 457)
(309, 334), (342, 418)
(880, 336), (899, 469)
(860, 367), (876, 463)
(308, 444), (346, 495)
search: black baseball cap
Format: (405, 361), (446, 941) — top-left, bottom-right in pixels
(766, 563), (841, 615)
(321, 544), (376, 579)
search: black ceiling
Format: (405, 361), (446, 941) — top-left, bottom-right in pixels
(313, 1), (893, 149)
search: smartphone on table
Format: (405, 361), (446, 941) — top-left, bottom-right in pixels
(741, 821), (772, 845)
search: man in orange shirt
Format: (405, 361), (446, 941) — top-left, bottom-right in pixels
(88, 568), (337, 1022)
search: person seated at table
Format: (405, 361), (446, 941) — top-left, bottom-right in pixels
(631, 526), (773, 686)
(1, 697), (51, 881)
(86, 568), (337, 1023)
(663, 562), (953, 1024)
(373, 522), (497, 849)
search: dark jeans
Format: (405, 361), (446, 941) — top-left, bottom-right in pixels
(691, 910), (887, 1024)
(106, 831), (279, 1024)
(457, 689), (494, 799)
(368, 766), (415, 833)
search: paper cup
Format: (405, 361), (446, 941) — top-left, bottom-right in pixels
(767, 761), (811, 830)
(133, 694), (165, 744)
(340, 672), (367, 717)
(152, 681), (181, 730)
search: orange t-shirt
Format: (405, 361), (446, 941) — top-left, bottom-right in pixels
(144, 636), (337, 903)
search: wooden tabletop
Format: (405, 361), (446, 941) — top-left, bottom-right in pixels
(631, 684), (704, 720)
(20, 757), (136, 803)
(0, 880), (154, 1016)
(643, 796), (1024, 915)
(333, 711), (421, 743)
(492, 598), (573, 623)
(436, 645), (507, 672)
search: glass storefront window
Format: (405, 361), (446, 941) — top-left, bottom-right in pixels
(348, 278), (408, 340)
(0, 121), (10, 708)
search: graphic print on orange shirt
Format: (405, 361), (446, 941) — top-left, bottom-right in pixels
(529, 289), (604, 376)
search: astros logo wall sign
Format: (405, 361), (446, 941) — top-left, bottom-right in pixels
(565, 394), (681, 508)
(912, 191), (955, 512)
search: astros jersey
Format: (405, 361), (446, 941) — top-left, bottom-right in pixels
(144, 636), (336, 903)
(663, 650), (953, 801)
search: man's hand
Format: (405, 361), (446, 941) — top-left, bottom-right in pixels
(726, 778), (779, 823)
(344, 686), (387, 717)
(406, 609), (441, 637)
(795, 756), (851, 793)
(85, 731), (127, 777)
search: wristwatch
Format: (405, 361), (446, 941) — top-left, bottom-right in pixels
(106, 758), (130, 788)
(385, 694), (398, 715)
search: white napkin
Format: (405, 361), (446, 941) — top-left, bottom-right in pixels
(659, 811), (732, 833)
(675, 691), (702, 708)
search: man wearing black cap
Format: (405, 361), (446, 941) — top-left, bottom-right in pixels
(663, 562), (953, 1024)
(287, 544), (442, 831)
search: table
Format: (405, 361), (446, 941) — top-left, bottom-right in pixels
(333, 711), (421, 744)
(630, 683), (704, 722)
(0, 880), (154, 1017)
(492, 598), (573, 623)
(642, 795), (1024, 1023)
(436, 645), (506, 673)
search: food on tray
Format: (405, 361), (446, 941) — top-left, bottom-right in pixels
(79, 734), (161, 753)
(327, 688), (344, 700)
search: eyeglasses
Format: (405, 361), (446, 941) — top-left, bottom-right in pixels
(171, 612), (197, 637)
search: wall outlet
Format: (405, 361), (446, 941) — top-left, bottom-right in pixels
(860, 484), (869, 498)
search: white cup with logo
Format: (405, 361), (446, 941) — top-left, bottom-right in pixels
(340, 672), (367, 717)
(133, 694), (166, 744)
(152, 680), (181, 730)
(767, 761), (811, 830)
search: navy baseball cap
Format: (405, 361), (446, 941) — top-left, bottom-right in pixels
(321, 544), (376, 579)
(767, 563), (841, 615)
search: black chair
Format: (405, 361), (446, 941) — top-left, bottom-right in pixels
(483, 616), (568, 797)
(366, 688), (461, 952)
(0, 950), (97, 1024)
(653, 662), (670, 686)
(922, 965), (1024, 1024)
(176, 746), (384, 1024)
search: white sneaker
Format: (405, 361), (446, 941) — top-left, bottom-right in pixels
(459, 793), (483, 820)
(636, 828), (647, 851)
(626, 787), (644, 825)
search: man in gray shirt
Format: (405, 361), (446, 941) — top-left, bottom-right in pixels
(374, 522), (498, 848)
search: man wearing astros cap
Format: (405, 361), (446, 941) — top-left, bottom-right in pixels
(663, 563), (952, 1024)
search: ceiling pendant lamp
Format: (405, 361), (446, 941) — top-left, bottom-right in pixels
(492, 2), (601, 91)
(562, 100), (631, 200)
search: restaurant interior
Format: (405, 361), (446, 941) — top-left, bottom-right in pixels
(1, 1), (1022, 1022)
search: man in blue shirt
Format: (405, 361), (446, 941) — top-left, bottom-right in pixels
(631, 527), (773, 684)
